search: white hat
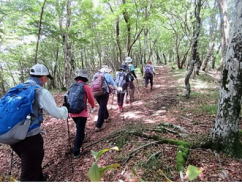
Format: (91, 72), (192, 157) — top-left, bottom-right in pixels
(74, 69), (89, 81)
(30, 63), (53, 79)
(99, 65), (112, 73)
(124, 56), (132, 63)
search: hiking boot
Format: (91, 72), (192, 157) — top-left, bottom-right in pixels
(73, 152), (81, 159)
(105, 117), (111, 123)
(95, 125), (105, 132)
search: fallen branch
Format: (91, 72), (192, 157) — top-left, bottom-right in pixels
(123, 141), (161, 164)
(128, 131), (191, 148)
(83, 130), (125, 150)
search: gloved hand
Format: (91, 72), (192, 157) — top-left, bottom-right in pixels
(63, 102), (70, 111)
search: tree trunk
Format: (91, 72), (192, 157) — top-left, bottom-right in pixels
(202, 42), (215, 71)
(60, 0), (74, 88)
(34, 0), (47, 64)
(217, 0), (230, 67)
(184, 0), (202, 98)
(211, 0), (242, 156)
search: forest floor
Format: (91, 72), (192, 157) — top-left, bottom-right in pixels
(1, 65), (242, 182)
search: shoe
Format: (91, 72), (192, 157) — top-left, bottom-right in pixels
(73, 152), (81, 159)
(95, 126), (105, 132)
(105, 117), (111, 123)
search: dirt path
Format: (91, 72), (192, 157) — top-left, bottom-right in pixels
(1, 65), (242, 181)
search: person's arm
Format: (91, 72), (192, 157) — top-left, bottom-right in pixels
(84, 85), (95, 108)
(38, 88), (68, 119)
(105, 73), (116, 87)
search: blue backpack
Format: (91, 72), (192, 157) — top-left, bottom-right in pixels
(0, 83), (39, 145)
(67, 82), (86, 113)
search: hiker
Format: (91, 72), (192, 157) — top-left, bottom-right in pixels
(10, 64), (68, 181)
(91, 65), (116, 131)
(144, 61), (155, 91)
(64, 69), (95, 158)
(115, 64), (130, 112)
(125, 56), (137, 79)
(124, 57), (136, 103)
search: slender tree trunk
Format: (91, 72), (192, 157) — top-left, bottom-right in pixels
(202, 42), (215, 71)
(184, 0), (202, 98)
(34, 0), (47, 64)
(217, 0), (230, 67)
(211, 0), (242, 156)
(0, 64), (6, 96)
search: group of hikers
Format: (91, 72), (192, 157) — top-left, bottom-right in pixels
(0, 57), (155, 181)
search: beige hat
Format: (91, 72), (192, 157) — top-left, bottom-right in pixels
(99, 65), (112, 73)
(124, 56), (132, 63)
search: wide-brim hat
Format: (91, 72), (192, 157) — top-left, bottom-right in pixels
(74, 69), (89, 81)
(99, 65), (112, 73)
(124, 57), (132, 63)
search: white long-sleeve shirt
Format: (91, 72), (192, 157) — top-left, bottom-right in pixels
(38, 88), (68, 119)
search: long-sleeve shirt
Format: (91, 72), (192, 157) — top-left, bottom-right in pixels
(38, 88), (68, 119)
(69, 81), (95, 118)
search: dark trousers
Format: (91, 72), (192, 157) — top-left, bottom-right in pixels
(72, 117), (87, 154)
(10, 134), (44, 181)
(95, 93), (109, 128)
(128, 81), (135, 101)
(145, 73), (153, 89)
(117, 92), (125, 107)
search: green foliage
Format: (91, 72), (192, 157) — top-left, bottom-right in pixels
(176, 145), (189, 171)
(200, 104), (217, 115)
(87, 146), (120, 182)
(185, 165), (202, 181)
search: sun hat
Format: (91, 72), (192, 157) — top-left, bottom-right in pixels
(100, 65), (112, 73)
(124, 57), (132, 63)
(74, 69), (89, 81)
(30, 63), (53, 79)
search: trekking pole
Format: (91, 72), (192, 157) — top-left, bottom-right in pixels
(111, 92), (115, 110)
(65, 118), (74, 174)
(66, 118), (71, 146)
(8, 149), (14, 176)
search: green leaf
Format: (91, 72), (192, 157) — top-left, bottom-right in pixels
(87, 163), (101, 182)
(99, 163), (120, 176)
(91, 147), (119, 161)
(186, 165), (202, 181)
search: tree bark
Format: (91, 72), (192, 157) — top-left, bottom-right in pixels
(217, 0), (230, 67)
(34, 0), (47, 64)
(184, 0), (202, 98)
(211, 0), (242, 156)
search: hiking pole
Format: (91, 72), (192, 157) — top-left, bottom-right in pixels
(65, 118), (74, 174)
(8, 149), (14, 176)
(111, 92), (115, 110)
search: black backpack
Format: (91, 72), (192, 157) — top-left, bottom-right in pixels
(67, 82), (86, 113)
(116, 72), (128, 92)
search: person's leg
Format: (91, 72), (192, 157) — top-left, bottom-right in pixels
(129, 81), (135, 102)
(144, 74), (149, 88)
(72, 117), (87, 156)
(11, 134), (44, 181)
(117, 93), (122, 107)
(150, 74), (154, 90)
(96, 94), (109, 128)
(103, 93), (109, 120)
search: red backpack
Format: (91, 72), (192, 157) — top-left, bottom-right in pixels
(91, 73), (107, 97)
